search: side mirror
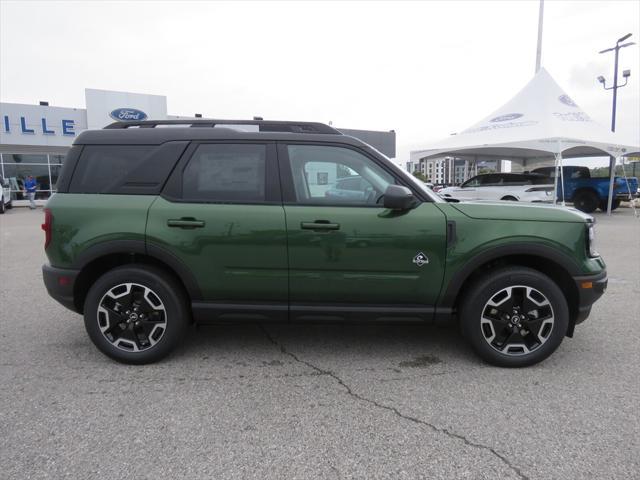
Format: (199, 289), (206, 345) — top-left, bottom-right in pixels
(383, 185), (416, 210)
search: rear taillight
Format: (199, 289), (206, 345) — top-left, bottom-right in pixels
(42, 208), (52, 249)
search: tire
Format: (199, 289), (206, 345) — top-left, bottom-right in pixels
(598, 199), (620, 211)
(0, 199), (5, 214)
(459, 267), (569, 368)
(572, 190), (599, 213)
(6, 200), (12, 209)
(84, 265), (190, 364)
(501, 196), (518, 201)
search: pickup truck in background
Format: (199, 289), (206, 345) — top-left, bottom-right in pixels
(532, 166), (639, 213)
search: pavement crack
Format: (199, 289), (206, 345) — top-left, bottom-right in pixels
(259, 325), (529, 480)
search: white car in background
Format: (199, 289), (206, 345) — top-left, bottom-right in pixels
(438, 173), (554, 203)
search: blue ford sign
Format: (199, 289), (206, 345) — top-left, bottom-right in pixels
(109, 108), (148, 121)
(490, 113), (524, 123)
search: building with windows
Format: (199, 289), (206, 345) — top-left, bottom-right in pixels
(407, 154), (510, 185)
(0, 89), (395, 206)
(413, 156), (479, 185)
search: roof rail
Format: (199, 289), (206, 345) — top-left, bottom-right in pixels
(104, 119), (341, 134)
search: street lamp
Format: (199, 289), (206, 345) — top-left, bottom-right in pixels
(597, 33), (635, 214)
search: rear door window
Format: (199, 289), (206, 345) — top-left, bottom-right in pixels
(181, 144), (267, 203)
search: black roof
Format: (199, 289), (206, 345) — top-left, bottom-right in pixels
(74, 119), (367, 146)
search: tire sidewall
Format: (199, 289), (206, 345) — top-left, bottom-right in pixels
(84, 266), (189, 364)
(460, 268), (569, 368)
(573, 191), (598, 213)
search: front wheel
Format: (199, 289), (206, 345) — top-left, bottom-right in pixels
(460, 267), (569, 367)
(84, 265), (189, 364)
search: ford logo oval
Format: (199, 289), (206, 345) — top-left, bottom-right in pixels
(558, 95), (577, 107)
(109, 108), (148, 122)
(490, 113), (523, 122)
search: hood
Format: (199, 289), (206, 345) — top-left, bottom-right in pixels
(451, 201), (592, 223)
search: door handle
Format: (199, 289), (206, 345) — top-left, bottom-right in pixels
(301, 220), (340, 231)
(167, 218), (205, 229)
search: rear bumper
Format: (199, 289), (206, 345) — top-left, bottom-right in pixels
(572, 270), (607, 325)
(615, 192), (639, 200)
(42, 264), (80, 313)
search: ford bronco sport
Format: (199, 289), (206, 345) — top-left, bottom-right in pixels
(42, 119), (607, 367)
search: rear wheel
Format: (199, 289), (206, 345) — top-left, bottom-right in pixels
(460, 267), (569, 367)
(598, 199), (620, 211)
(84, 265), (189, 364)
(572, 190), (599, 213)
(0, 198), (5, 214)
(6, 200), (12, 209)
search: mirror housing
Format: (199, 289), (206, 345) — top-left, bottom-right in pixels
(383, 185), (416, 210)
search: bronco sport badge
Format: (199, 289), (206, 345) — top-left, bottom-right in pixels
(412, 252), (429, 266)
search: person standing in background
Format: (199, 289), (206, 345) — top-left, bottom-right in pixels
(24, 175), (37, 209)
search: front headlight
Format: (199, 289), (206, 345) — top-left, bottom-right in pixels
(587, 224), (599, 257)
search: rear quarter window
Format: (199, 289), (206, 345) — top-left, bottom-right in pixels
(68, 143), (187, 194)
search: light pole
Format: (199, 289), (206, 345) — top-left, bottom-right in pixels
(597, 33), (634, 214)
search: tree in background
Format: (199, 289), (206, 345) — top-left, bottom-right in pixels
(413, 171), (427, 182)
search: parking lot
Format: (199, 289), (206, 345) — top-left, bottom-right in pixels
(0, 206), (638, 479)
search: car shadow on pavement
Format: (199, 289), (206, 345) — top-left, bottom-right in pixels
(174, 322), (479, 367)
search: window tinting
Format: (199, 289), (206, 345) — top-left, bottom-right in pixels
(69, 146), (154, 193)
(182, 144), (266, 202)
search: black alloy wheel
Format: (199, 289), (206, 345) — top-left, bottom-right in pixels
(84, 265), (189, 364)
(460, 267), (569, 367)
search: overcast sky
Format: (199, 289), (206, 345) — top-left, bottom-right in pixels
(1, 0), (639, 167)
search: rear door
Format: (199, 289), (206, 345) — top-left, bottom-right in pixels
(278, 142), (447, 319)
(146, 142), (288, 316)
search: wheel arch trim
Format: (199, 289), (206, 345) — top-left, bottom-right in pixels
(73, 240), (203, 301)
(438, 242), (582, 309)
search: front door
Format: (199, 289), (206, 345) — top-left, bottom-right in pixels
(146, 142), (288, 316)
(279, 143), (447, 319)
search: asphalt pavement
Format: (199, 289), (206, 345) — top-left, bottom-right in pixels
(1, 205), (638, 479)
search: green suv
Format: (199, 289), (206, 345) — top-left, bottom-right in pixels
(42, 119), (607, 367)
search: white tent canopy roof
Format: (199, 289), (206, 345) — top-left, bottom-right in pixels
(411, 68), (640, 162)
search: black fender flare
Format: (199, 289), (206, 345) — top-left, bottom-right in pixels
(438, 242), (582, 309)
(74, 239), (203, 300)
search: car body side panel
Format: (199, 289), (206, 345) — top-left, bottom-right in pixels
(435, 203), (606, 309)
(284, 202), (448, 305)
(145, 197), (288, 302)
(44, 193), (156, 267)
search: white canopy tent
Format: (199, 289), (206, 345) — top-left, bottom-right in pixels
(410, 68), (640, 212)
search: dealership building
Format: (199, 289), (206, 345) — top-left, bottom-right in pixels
(0, 89), (395, 206)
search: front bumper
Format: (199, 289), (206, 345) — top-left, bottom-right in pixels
(572, 269), (607, 326)
(42, 264), (80, 313)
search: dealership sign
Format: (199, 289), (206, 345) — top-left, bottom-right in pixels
(2, 114), (76, 136)
(109, 108), (148, 121)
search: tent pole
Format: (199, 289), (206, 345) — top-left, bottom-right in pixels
(552, 154), (559, 205)
(558, 152), (566, 206)
(535, 0), (544, 73)
(606, 155), (617, 215)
